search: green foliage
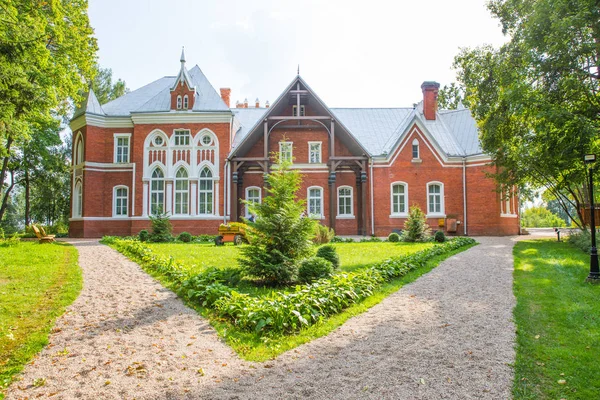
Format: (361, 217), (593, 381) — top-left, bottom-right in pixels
(313, 224), (335, 244)
(331, 236), (355, 243)
(91, 66), (128, 105)
(177, 232), (192, 243)
(148, 212), (173, 242)
(567, 230), (592, 253)
(521, 206), (566, 228)
(437, 82), (467, 110)
(434, 230), (446, 243)
(194, 234), (218, 243)
(360, 236), (383, 242)
(316, 245), (340, 270)
(239, 159), (316, 284)
(138, 230), (149, 242)
(298, 257), (334, 283)
(401, 205), (431, 242)
(388, 232), (401, 242)
(0, 228), (19, 247)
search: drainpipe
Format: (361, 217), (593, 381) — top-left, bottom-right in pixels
(224, 160), (229, 225)
(370, 158), (375, 236)
(463, 157), (467, 235)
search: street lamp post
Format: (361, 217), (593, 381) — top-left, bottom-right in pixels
(584, 154), (600, 282)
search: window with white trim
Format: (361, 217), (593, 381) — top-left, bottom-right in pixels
(113, 186), (128, 217)
(174, 130), (190, 146)
(198, 167), (213, 215)
(501, 186), (517, 216)
(74, 135), (84, 165)
(279, 141), (293, 163)
(309, 142), (322, 164)
(176, 95), (182, 109)
(174, 168), (189, 215)
(427, 182), (444, 215)
(245, 187), (261, 217)
(337, 186), (353, 217)
(150, 167), (165, 215)
(308, 187), (323, 218)
(114, 134), (130, 163)
(183, 95), (189, 109)
(391, 182), (407, 215)
(73, 181), (82, 217)
(292, 105), (305, 116)
(412, 139), (420, 159)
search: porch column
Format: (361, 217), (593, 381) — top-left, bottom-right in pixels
(142, 181), (149, 217)
(329, 171), (336, 230)
(231, 171), (238, 222)
(214, 182), (220, 216)
(355, 172), (362, 235)
(361, 170), (368, 236)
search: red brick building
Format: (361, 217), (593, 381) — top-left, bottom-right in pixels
(69, 51), (519, 237)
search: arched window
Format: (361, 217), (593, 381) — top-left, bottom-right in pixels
(150, 167), (165, 215)
(113, 186), (128, 217)
(391, 182), (408, 216)
(427, 182), (444, 216)
(73, 181), (83, 217)
(74, 135), (84, 165)
(245, 187), (261, 217)
(307, 186), (323, 218)
(174, 167), (189, 215)
(176, 95), (182, 110)
(337, 186), (353, 217)
(183, 95), (189, 109)
(198, 167), (213, 215)
(412, 139), (419, 159)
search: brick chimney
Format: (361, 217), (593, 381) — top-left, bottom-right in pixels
(421, 81), (440, 120)
(220, 88), (231, 108)
(255, 98), (260, 108)
(243, 98), (248, 108)
(265, 100), (270, 109)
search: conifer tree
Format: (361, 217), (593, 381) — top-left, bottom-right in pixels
(401, 205), (431, 242)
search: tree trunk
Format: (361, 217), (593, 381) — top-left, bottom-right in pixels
(0, 170), (15, 221)
(25, 167), (30, 226)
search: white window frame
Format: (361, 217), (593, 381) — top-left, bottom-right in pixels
(337, 186), (354, 218)
(389, 182), (408, 217)
(113, 133), (131, 163)
(176, 95), (182, 110)
(198, 167), (214, 215)
(173, 129), (191, 146)
(292, 105), (305, 117)
(412, 138), (420, 159)
(183, 95), (189, 109)
(74, 132), (84, 165)
(308, 141), (322, 164)
(112, 185), (129, 217)
(150, 167), (165, 216)
(426, 181), (445, 217)
(174, 167), (189, 215)
(279, 141), (293, 163)
(73, 181), (83, 218)
(245, 186), (262, 218)
(501, 186), (518, 217)
(307, 186), (324, 219)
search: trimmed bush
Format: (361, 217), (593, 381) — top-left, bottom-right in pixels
(316, 244), (340, 269)
(139, 230), (149, 242)
(434, 230), (446, 243)
(298, 257), (334, 283)
(313, 224), (335, 244)
(388, 232), (400, 242)
(178, 232), (192, 242)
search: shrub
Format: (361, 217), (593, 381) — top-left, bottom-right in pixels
(316, 244), (340, 269)
(521, 206), (566, 228)
(360, 236), (382, 242)
(401, 205), (431, 242)
(568, 230), (592, 253)
(388, 232), (400, 242)
(178, 232), (192, 242)
(138, 230), (149, 242)
(0, 229), (20, 247)
(298, 257), (334, 283)
(149, 212), (173, 242)
(434, 230), (446, 243)
(194, 234), (217, 243)
(313, 224), (335, 244)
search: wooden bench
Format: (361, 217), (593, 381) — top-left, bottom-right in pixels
(31, 225), (55, 243)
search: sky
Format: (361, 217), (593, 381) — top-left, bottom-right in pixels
(88, 0), (508, 109)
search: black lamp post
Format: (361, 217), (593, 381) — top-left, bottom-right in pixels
(585, 154), (600, 282)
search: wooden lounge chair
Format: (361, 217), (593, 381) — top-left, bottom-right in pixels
(32, 225), (55, 243)
(39, 226), (56, 239)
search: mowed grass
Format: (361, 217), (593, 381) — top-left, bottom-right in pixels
(513, 240), (600, 399)
(0, 242), (81, 398)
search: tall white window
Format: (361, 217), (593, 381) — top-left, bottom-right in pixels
(113, 186), (128, 217)
(150, 167), (165, 215)
(174, 130), (190, 146)
(412, 139), (420, 159)
(292, 105), (305, 116)
(391, 182), (408, 216)
(245, 187), (261, 217)
(337, 186), (353, 217)
(279, 141), (293, 163)
(198, 167), (213, 215)
(73, 181), (82, 217)
(114, 134), (130, 163)
(174, 168), (189, 215)
(183, 95), (189, 109)
(309, 142), (322, 163)
(308, 186), (323, 218)
(74, 135), (84, 165)
(427, 182), (444, 216)
(176, 95), (182, 109)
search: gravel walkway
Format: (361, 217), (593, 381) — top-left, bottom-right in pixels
(6, 237), (517, 400)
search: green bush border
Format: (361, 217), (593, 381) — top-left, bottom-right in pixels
(102, 236), (475, 334)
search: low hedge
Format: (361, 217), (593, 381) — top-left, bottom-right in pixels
(102, 236), (475, 334)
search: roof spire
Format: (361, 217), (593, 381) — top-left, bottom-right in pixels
(180, 46), (186, 64)
(297, 64), (300, 75)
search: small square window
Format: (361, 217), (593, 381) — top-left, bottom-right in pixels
(174, 130), (190, 146)
(292, 105), (305, 117)
(309, 142), (321, 163)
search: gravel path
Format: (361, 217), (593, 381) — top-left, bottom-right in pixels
(6, 237), (517, 400)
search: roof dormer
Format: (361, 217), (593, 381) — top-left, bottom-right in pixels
(170, 47), (196, 110)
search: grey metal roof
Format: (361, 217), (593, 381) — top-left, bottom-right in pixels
(100, 65), (229, 116)
(438, 109), (483, 155)
(73, 89), (105, 118)
(231, 108), (268, 147)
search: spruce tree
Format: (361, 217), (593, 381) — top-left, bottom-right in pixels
(401, 205), (431, 242)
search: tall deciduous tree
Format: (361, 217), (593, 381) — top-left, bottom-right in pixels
(453, 0), (600, 228)
(91, 66), (128, 105)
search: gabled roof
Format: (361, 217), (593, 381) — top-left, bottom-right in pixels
(73, 89), (105, 118)
(170, 48), (195, 92)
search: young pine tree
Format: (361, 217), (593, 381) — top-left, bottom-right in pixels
(401, 205), (431, 242)
(239, 157), (316, 284)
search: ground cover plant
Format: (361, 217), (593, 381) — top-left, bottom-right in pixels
(513, 240), (600, 399)
(0, 242), (81, 398)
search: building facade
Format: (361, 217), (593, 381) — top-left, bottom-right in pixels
(69, 51), (520, 238)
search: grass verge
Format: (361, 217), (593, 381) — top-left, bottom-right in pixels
(0, 242), (81, 399)
(513, 239), (600, 399)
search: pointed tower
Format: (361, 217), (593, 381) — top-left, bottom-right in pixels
(170, 47), (196, 110)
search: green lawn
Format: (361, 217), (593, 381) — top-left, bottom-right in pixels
(0, 242), (81, 398)
(513, 240), (600, 399)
